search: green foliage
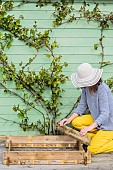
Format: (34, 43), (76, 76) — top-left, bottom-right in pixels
(35, 0), (113, 68)
(94, 43), (99, 50)
(0, 33), (13, 50)
(36, 0), (74, 8)
(52, 2), (74, 26)
(0, 0), (68, 134)
(36, 0), (52, 7)
(104, 77), (113, 92)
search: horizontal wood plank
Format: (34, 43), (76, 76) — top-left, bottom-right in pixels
(6, 135), (77, 148)
(3, 159), (91, 165)
(3, 150), (91, 165)
(0, 136), (6, 141)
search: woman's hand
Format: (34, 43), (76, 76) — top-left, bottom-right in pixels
(59, 118), (71, 126)
(59, 113), (78, 126)
(80, 122), (98, 136)
(80, 126), (92, 136)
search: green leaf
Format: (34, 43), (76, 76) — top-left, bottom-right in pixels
(0, 32), (3, 39)
(1, 55), (7, 61)
(46, 54), (51, 58)
(19, 15), (24, 20)
(19, 62), (22, 66)
(100, 53), (104, 57)
(64, 62), (68, 67)
(16, 20), (20, 25)
(94, 43), (99, 50)
(2, 74), (6, 80)
(7, 42), (12, 49)
(24, 93), (28, 99)
(105, 24), (109, 29)
(4, 89), (8, 94)
(51, 41), (58, 49)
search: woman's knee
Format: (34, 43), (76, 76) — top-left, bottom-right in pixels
(71, 116), (82, 129)
(72, 114), (93, 129)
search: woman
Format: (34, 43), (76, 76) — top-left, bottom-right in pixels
(59, 63), (113, 154)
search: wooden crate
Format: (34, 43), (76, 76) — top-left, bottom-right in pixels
(3, 135), (91, 165)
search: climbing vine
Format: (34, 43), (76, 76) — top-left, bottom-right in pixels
(38, 1), (113, 68)
(0, 0), (68, 134)
(35, 1), (113, 67)
(0, 0), (113, 134)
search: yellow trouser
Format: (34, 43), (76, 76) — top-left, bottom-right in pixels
(72, 114), (113, 154)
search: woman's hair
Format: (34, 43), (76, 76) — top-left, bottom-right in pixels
(89, 78), (102, 92)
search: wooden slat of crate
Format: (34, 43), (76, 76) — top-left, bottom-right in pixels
(3, 150), (91, 165)
(6, 135), (77, 148)
(3, 159), (90, 165)
(55, 124), (91, 145)
(0, 136), (6, 141)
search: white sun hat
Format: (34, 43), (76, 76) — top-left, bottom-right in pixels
(71, 63), (103, 88)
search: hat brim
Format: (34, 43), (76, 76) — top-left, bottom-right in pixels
(71, 68), (103, 88)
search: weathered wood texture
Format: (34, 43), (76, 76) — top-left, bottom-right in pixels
(0, 136), (6, 141)
(0, 140), (113, 169)
(5, 135), (77, 148)
(1, 0), (113, 135)
(3, 150), (91, 165)
(3, 135), (91, 165)
(55, 124), (91, 145)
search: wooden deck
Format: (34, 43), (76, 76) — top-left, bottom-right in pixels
(0, 139), (113, 170)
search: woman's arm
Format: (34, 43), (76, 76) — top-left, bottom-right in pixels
(95, 87), (110, 126)
(59, 113), (78, 126)
(59, 88), (87, 126)
(80, 121), (98, 136)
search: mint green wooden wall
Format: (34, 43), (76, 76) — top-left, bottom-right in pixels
(0, 0), (113, 135)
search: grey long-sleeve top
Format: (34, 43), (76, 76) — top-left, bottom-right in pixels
(73, 82), (113, 130)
